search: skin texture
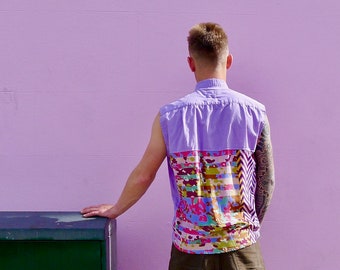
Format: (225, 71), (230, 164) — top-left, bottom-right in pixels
(254, 118), (275, 223)
(81, 114), (166, 218)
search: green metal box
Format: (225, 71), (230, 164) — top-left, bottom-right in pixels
(0, 211), (116, 270)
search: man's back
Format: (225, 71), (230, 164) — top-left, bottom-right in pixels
(160, 79), (268, 254)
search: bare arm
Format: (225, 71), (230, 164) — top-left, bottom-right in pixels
(254, 117), (275, 223)
(81, 114), (167, 219)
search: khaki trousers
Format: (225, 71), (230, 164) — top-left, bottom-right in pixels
(168, 242), (265, 270)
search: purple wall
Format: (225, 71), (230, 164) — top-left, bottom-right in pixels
(1, 1), (339, 269)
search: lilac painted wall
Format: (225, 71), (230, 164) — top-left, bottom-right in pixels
(1, 1), (339, 269)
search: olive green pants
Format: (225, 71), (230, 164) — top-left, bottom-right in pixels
(168, 243), (265, 270)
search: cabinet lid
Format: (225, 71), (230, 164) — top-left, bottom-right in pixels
(0, 211), (115, 241)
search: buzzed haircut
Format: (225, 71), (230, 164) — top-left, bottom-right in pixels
(187, 22), (229, 64)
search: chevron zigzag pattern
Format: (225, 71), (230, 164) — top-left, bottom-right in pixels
(236, 150), (259, 241)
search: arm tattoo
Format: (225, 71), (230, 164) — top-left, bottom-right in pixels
(254, 117), (275, 223)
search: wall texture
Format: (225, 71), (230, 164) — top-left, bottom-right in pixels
(1, 1), (339, 269)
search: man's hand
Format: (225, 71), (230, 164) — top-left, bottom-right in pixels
(81, 204), (116, 218)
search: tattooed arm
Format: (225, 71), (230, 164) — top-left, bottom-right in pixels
(254, 116), (275, 224)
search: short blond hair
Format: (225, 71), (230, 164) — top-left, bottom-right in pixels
(187, 22), (228, 64)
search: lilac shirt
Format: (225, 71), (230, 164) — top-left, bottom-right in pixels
(160, 79), (267, 254)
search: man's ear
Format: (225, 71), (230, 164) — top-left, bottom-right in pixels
(226, 54), (233, 70)
(187, 56), (196, 72)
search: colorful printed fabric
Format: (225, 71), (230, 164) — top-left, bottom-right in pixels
(169, 149), (259, 254)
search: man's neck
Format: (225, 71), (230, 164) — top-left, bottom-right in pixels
(195, 70), (227, 83)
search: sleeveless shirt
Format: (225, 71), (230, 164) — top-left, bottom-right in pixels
(160, 79), (267, 254)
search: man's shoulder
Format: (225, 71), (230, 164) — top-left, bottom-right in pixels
(159, 88), (266, 115)
(160, 92), (199, 115)
(228, 88), (266, 112)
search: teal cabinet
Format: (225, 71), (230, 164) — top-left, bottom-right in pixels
(0, 212), (116, 270)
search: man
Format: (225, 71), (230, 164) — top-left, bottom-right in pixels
(82, 22), (275, 270)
